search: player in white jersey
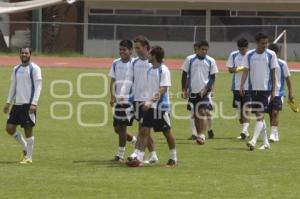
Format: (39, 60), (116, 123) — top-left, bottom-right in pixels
(240, 32), (278, 150)
(267, 43), (294, 142)
(185, 42), (215, 140)
(126, 45), (177, 167)
(109, 40), (137, 162)
(181, 40), (218, 145)
(120, 35), (158, 163)
(3, 47), (42, 164)
(226, 38), (251, 139)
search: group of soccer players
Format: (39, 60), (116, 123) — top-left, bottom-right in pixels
(2, 32), (294, 166)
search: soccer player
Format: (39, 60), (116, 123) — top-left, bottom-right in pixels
(3, 47), (42, 164)
(240, 32), (278, 150)
(109, 40), (137, 162)
(184, 42), (215, 140)
(120, 35), (158, 163)
(267, 43), (294, 142)
(226, 38), (251, 139)
(126, 45), (177, 167)
(181, 40), (218, 145)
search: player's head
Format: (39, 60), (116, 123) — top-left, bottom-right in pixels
(255, 32), (268, 52)
(195, 40), (209, 57)
(149, 45), (164, 64)
(19, 47), (32, 64)
(268, 43), (280, 55)
(237, 38), (248, 55)
(119, 39), (133, 61)
(133, 35), (150, 58)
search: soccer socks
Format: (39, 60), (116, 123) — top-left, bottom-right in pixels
(169, 149), (177, 162)
(26, 136), (34, 160)
(242, 123), (249, 135)
(12, 132), (27, 152)
(190, 117), (197, 136)
(117, 147), (125, 159)
(207, 118), (212, 131)
(271, 126), (279, 141)
(250, 121), (264, 146)
(136, 150), (145, 161)
(261, 120), (269, 146)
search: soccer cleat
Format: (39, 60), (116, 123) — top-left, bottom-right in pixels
(258, 144), (271, 150)
(143, 155), (159, 164)
(165, 159), (177, 168)
(20, 150), (27, 161)
(126, 157), (144, 167)
(208, 130), (214, 139)
(130, 136), (137, 145)
(113, 155), (124, 163)
(196, 136), (205, 145)
(269, 133), (277, 143)
(237, 132), (249, 140)
(188, 134), (197, 140)
(246, 141), (255, 151)
(20, 158), (32, 164)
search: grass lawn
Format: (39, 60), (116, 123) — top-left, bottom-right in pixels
(0, 67), (300, 199)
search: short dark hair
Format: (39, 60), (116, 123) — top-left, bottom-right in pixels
(150, 45), (164, 63)
(195, 40), (209, 48)
(237, 38), (248, 48)
(19, 47), (32, 54)
(133, 35), (150, 50)
(255, 32), (268, 42)
(119, 39), (133, 49)
(268, 43), (280, 54)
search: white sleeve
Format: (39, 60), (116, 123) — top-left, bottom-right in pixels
(242, 54), (249, 69)
(283, 62), (291, 77)
(119, 64), (133, 97)
(6, 69), (16, 104)
(160, 69), (171, 87)
(181, 57), (190, 72)
(226, 53), (234, 68)
(31, 67), (42, 105)
(210, 59), (219, 75)
(271, 53), (279, 69)
(108, 63), (115, 78)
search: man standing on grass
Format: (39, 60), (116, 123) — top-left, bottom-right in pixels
(267, 43), (294, 143)
(3, 47), (42, 164)
(109, 40), (137, 162)
(120, 35), (158, 164)
(126, 45), (177, 167)
(181, 40), (218, 145)
(240, 32), (278, 150)
(226, 38), (251, 140)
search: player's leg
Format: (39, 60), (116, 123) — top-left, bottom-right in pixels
(270, 110), (279, 142)
(6, 105), (28, 159)
(162, 129), (177, 167)
(207, 111), (214, 139)
(194, 107), (208, 145)
(22, 127), (34, 163)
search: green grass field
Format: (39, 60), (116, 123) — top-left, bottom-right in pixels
(0, 67), (300, 199)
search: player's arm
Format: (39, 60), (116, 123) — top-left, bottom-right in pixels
(200, 74), (215, 98)
(3, 69), (16, 114)
(144, 86), (167, 111)
(30, 67), (42, 113)
(239, 68), (249, 97)
(110, 78), (116, 107)
(271, 68), (276, 100)
(181, 71), (188, 99)
(286, 77), (294, 101)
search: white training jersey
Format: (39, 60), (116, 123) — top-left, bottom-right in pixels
(182, 54), (218, 93)
(226, 50), (249, 91)
(275, 58), (291, 97)
(7, 62), (42, 105)
(146, 64), (171, 112)
(108, 58), (133, 102)
(121, 57), (152, 102)
(242, 49), (279, 91)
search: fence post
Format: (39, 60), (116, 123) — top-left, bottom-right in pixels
(193, 26), (197, 43)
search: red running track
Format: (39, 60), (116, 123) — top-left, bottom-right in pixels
(0, 56), (300, 71)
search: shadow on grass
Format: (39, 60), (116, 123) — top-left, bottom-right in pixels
(212, 147), (249, 151)
(0, 161), (18, 164)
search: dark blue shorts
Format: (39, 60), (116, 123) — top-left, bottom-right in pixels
(7, 104), (36, 128)
(232, 90), (251, 108)
(133, 101), (144, 121)
(187, 93), (212, 112)
(141, 109), (171, 132)
(269, 96), (283, 111)
(113, 103), (134, 126)
(250, 91), (271, 113)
